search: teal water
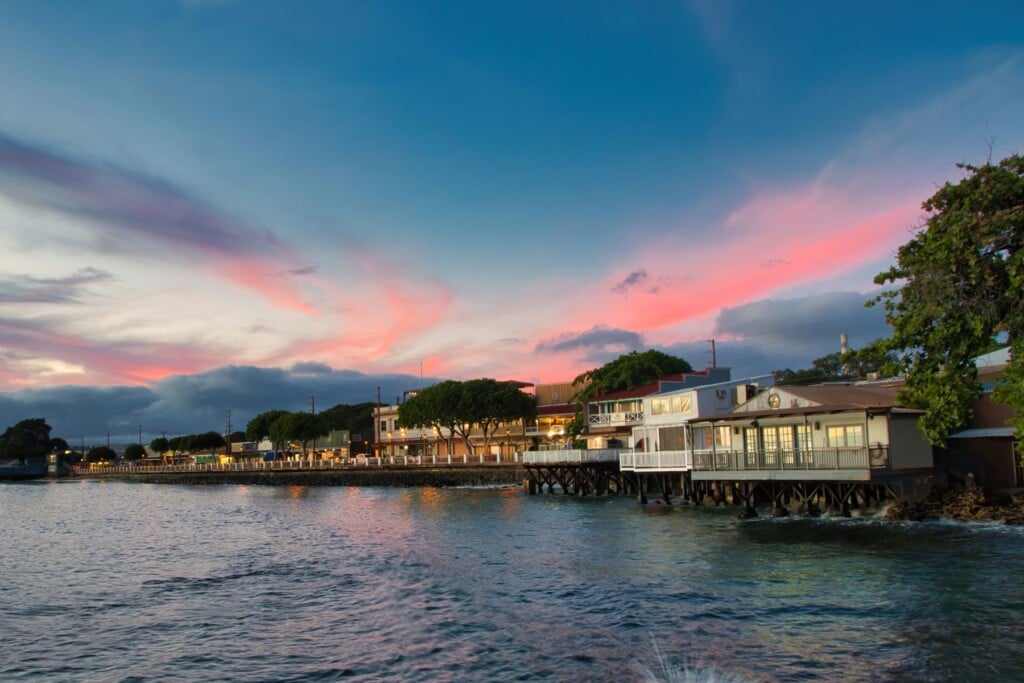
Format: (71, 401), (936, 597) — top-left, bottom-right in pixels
(2, 480), (1023, 682)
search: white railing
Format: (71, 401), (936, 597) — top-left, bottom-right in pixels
(588, 412), (644, 427)
(522, 448), (623, 465)
(691, 446), (890, 472)
(619, 449), (693, 472)
(86, 453), (528, 475)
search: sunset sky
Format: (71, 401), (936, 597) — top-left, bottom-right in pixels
(1, 1), (1023, 439)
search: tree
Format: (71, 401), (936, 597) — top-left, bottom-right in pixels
(288, 412), (327, 455)
(319, 402), (375, 433)
(568, 350), (693, 445)
(247, 410), (290, 442)
(457, 379), (536, 454)
(774, 341), (900, 385)
(0, 418), (54, 461)
(149, 437), (170, 453)
(572, 350), (693, 405)
(873, 154), (1024, 446)
(398, 380), (464, 456)
(398, 379), (535, 456)
(123, 444), (145, 461)
(86, 445), (116, 463)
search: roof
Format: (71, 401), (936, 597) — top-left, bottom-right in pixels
(649, 374), (774, 397)
(776, 384), (903, 408)
(974, 347), (1011, 369)
(536, 404), (575, 416)
(949, 427), (1016, 439)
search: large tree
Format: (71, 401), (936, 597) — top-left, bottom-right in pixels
(568, 350), (693, 443)
(774, 340), (900, 386)
(0, 418), (55, 461)
(873, 154), (1023, 446)
(246, 410), (291, 442)
(398, 379), (535, 455)
(123, 444), (146, 461)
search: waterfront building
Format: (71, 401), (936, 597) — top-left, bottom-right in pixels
(523, 381), (582, 450)
(945, 347), (1022, 490)
(684, 384), (934, 510)
(583, 367), (732, 449)
(620, 374), (774, 473)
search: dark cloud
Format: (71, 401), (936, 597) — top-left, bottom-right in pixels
(0, 131), (288, 260)
(0, 268), (110, 304)
(709, 291), (890, 373)
(288, 265), (318, 276)
(0, 364), (424, 443)
(290, 361), (333, 375)
(535, 326), (643, 354)
(611, 269), (648, 294)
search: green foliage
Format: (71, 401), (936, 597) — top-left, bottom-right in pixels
(572, 350), (693, 406)
(0, 418), (54, 461)
(398, 379), (535, 454)
(86, 445), (116, 463)
(149, 437), (170, 453)
(993, 339), (1024, 461)
(774, 341), (901, 385)
(266, 412), (328, 455)
(246, 410), (291, 442)
(123, 443), (145, 461)
(318, 402), (375, 433)
(873, 154), (1024, 445)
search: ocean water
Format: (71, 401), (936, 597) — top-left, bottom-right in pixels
(2, 480), (1023, 682)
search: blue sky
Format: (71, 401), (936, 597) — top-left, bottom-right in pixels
(1, 1), (1022, 440)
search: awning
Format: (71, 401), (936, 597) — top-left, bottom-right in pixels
(948, 427), (1016, 439)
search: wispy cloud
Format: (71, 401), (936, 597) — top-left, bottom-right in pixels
(0, 268), (110, 304)
(610, 269), (648, 295)
(535, 326), (643, 354)
(0, 132), (319, 316)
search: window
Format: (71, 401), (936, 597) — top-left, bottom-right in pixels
(651, 398), (670, 415)
(827, 424), (864, 447)
(671, 395), (693, 414)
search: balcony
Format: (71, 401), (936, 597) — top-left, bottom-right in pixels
(692, 446), (890, 473)
(588, 411), (644, 428)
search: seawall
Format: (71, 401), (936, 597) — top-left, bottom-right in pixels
(80, 465), (527, 487)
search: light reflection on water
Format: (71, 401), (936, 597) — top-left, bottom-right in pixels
(1, 480), (1023, 682)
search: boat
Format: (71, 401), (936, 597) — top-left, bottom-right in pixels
(0, 456), (48, 480)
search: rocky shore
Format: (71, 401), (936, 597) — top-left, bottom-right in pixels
(885, 487), (1024, 525)
(81, 465), (527, 488)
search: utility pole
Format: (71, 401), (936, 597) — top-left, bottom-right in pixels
(375, 386), (382, 458)
(707, 339), (717, 369)
(225, 410), (232, 457)
(310, 396), (316, 461)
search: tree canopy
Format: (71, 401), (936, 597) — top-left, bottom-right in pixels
(398, 379), (536, 454)
(86, 445), (116, 463)
(571, 350), (693, 405)
(774, 341), (900, 386)
(873, 154), (1023, 445)
(123, 443), (146, 461)
(0, 418), (57, 461)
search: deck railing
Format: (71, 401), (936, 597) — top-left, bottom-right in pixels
(691, 446), (890, 472)
(619, 450), (693, 472)
(522, 448), (622, 465)
(588, 412), (643, 427)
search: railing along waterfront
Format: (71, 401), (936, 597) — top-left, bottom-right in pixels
(691, 446), (890, 472)
(87, 453), (526, 475)
(619, 449), (693, 472)
(522, 448), (623, 465)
